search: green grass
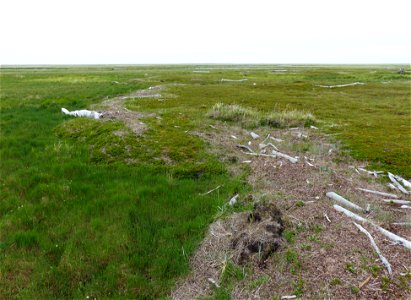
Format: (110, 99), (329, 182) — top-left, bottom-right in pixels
(0, 64), (410, 298)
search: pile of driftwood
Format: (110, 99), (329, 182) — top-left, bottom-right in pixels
(327, 190), (411, 276)
(236, 133), (299, 164)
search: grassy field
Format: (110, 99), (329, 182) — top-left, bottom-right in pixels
(1, 65), (410, 299)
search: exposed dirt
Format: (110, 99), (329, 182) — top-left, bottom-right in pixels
(172, 124), (411, 299)
(93, 86), (164, 135)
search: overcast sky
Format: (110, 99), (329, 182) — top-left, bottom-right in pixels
(1, 0), (410, 64)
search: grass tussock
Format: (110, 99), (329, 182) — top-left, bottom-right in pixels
(208, 103), (316, 128)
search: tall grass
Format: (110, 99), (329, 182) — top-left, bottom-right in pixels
(208, 102), (316, 128)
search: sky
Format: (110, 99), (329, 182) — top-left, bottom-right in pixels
(1, 0), (410, 64)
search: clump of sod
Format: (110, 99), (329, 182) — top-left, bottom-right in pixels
(208, 103), (315, 128)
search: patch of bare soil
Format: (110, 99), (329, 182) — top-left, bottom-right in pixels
(93, 86), (166, 135)
(172, 124), (411, 299)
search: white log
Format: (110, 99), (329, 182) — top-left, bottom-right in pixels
(326, 192), (364, 212)
(236, 144), (255, 153)
(316, 82), (365, 88)
(388, 172), (409, 194)
(401, 205), (411, 209)
(61, 107), (102, 119)
(388, 183), (397, 190)
(250, 132), (260, 139)
(392, 222), (411, 226)
(229, 194), (239, 206)
(271, 150), (298, 164)
(333, 205), (368, 223)
(270, 137), (283, 142)
(377, 226), (411, 249)
(261, 142), (279, 151)
(281, 296), (296, 300)
(393, 174), (411, 189)
(353, 222), (392, 276)
(383, 199), (411, 205)
(333, 205), (411, 250)
(231, 135), (237, 139)
(356, 188), (398, 199)
(221, 78), (248, 82)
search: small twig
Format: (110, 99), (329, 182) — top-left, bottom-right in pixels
(359, 275), (372, 289)
(324, 213), (331, 223)
(201, 185), (222, 196)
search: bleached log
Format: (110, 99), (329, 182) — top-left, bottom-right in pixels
(316, 82), (365, 88)
(356, 188), (398, 199)
(377, 226), (411, 249)
(353, 222), (392, 276)
(61, 107), (102, 119)
(327, 193), (364, 211)
(383, 199), (411, 205)
(245, 152), (277, 158)
(231, 135), (237, 139)
(270, 137), (283, 143)
(250, 132), (260, 139)
(333, 205), (411, 250)
(333, 205), (367, 222)
(401, 205), (411, 209)
(221, 78), (248, 82)
(229, 194), (239, 206)
(260, 142), (279, 151)
(236, 144), (255, 153)
(271, 150), (298, 164)
(281, 296), (296, 300)
(393, 174), (411, 189)
(388, 183), (397, 190)
(388, 172), (409, 194)
(392, 222), (411, 226)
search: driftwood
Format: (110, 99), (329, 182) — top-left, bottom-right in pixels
(270, 137), (283, 143)
(260, 142), (279, 151)
(201, 185), (222, 196)
(326, 192), (364, 212)
(221, 78), (248, 82)
(236, 144), (255, 153)
(356, 188), (398, 199)
(392, 222), (411, 226)
(250, 132), (260, 139)
(271, 150), (298, 164)
(316, 82), (365, 88)
(388, 172), (409, 194)
(388, 183), (397, 190)
(383, 199), (411, 205)
(61, 108), (102, 119)
(401, 205), (411, 209)
(393, 174), (411, 189)
(354, 222), (392, 276)
(229, 194), (239, 206)
(333, 205), (411, 250)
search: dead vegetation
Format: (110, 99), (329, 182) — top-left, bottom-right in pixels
(172, 120), (411, 299)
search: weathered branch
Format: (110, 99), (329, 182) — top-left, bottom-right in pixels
(388, 172), (409, 194)
(326, 192), (364, 212)
(271, 150), (298, 164)
(356, 188), (398, 199)
(353, 222), (392, 276)
(383, 199), (411, 205)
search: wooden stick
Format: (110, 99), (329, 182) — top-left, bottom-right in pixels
(333, 205), (411, 250)
(388, 172), (409, 194)
(236, 144), (255, 153)
(356, 188), (398, 199)
(326, 192), (364, 212)
(316, 82), (365, 88)
(392, 222), (411, 226)
(383, 199), (411, 205)
(271, 150), (298, 164)
(201, 185), (222, 196)
(353, 222), (392, 276)
(393, 174), (411, 189)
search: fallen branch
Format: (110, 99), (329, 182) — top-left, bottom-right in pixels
(392, 222), (411, 226)
(250, 131), (260, 139)
(383, 199), (411, 205)
(356, 188), (398, 199)
(393, 174), (411, 189)
(333, 205), (411, 250)
(236, 144), (255, 153)
(281, 296), (296, 300)
(221, 78), (248, 82)
(388, 172), (409, 194)
(326, 192), (364, 212)
(201, 185), (222, 196)
(271, 150), (298, 164)
(324, 213), (331, 223)
(316, 82), (365, 88)
(353, 222), (392, 276)
(401, 205), (411, 209)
